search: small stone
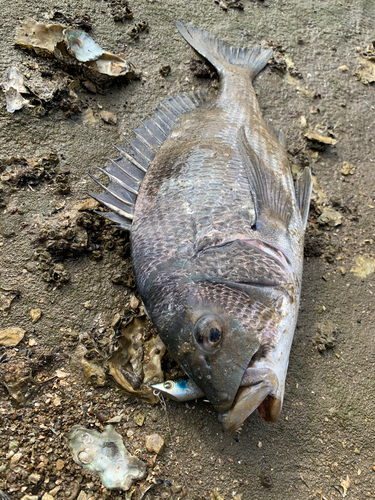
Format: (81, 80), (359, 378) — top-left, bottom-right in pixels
(53, 397), (61, 407)
(339, 65), (349, 71)
(340, 267), (346, 275)
(30, 308), (42, 323)
(21, 496), (39, 500)
(41, 494), (54, 500)
(82, 80), (97, 93)
(77, 199), (100, 211)
(28, 472), (41, 484)
(318, 208), (343, 227)
(9, 441), (19, 451)
(134, 411), (145, 426)
(257, 441), (262, 448)
(129, 295), (139, 309)
(159, 65), (171, 77)
(106, 414), (123, 424)
(341, 161), (355, 176)
(55, 368), (70, 378)
(100, 111), (117, 125)
(55, 459), (65, 470)
(82, 300), (93, 309)
(145, 434), (165, 455)
(0, 327), (26, 347)
(111, 313), (122, 329)
(10, 451), (23, 467)
(77, 491), (88, 500)
(48, 487), (61, 496)
(28, 338), (37, 346)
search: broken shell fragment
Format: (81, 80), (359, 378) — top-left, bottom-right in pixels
(304, 131), (337, 145)
(67, 425), (146, 491)
(15, 19), (65, 54)
(64, 29), (104, 62)
(1, 67), (28, 113)
(0, 327), (26, 347)
(15, 19), (140, 86)
(108, 317), (166, 404)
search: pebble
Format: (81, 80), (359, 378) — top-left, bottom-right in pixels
(41, 494), (54, 500)
(100, 110), (117, 125)
(9, 451), (23, 468)
(55, 459), (65, 470)
(0, 327), (26, 347)
(145, 434), (165, 455)
(30, 308), (42, 323)
(106, 414), (123, 424)
(28, 473), (41, 484)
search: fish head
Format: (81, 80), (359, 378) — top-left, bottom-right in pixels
(166, 279), (282, 416)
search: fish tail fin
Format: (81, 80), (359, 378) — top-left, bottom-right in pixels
(175, 21), (273, 80)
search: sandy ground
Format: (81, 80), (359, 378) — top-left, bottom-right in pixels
(1, 0), (375, 499)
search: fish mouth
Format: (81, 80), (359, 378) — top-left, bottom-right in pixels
(218, 364), (281, 432)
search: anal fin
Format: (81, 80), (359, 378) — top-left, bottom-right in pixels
(295, 167), (313, 229)
(237, 126), (292, 228)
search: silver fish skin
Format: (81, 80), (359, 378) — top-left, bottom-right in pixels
(91, 22), (312, 432)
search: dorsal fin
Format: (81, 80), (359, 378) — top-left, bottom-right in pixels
(89, 90), (207, 230)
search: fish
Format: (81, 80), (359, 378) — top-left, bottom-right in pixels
(90, 22), (313, 432)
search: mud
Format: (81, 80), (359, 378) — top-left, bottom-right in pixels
(1, 1), (375, 499)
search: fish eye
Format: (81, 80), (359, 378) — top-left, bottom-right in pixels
(194, 315), (223, 350)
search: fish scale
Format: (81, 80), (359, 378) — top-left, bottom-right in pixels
(91, 22), (313, 431)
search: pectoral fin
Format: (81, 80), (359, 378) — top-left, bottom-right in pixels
(295, 167), (313, 229)
(237, 126), (293, 228)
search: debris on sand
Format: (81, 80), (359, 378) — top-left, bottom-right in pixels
(304, 131), (337, 150)
(266, 41), (302, 79)
(341, 161), (356, 176)
(67, 425), (146, 490)
(214, 0), (244, 11)
(145, 434), (165, 455)
(0, 327), (25, 347)
(314, 322), (338, 352)
(210, 489), (242, 500)
(30, 308), (42, 323)
(106, 0), (133, 22)
(128, 21), (149, 39)
(354, 41), (375, 85)
(159, 65), (171, 77)
(187, 59), (218, 79)
(1, 66), (28, 113)
(108, 317), (166, 404)
(350, 255), (375, 278)
(15, 19), (140, 88)
(318, 207), (343, 227)
(100, 110), (117, 125)
(51, 11), (93, 32)
(339, 475), (350, 497)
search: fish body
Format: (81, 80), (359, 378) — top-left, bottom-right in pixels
(91, 22), (312, 431)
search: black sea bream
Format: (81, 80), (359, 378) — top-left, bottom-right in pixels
(91, 22), (313, 431)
